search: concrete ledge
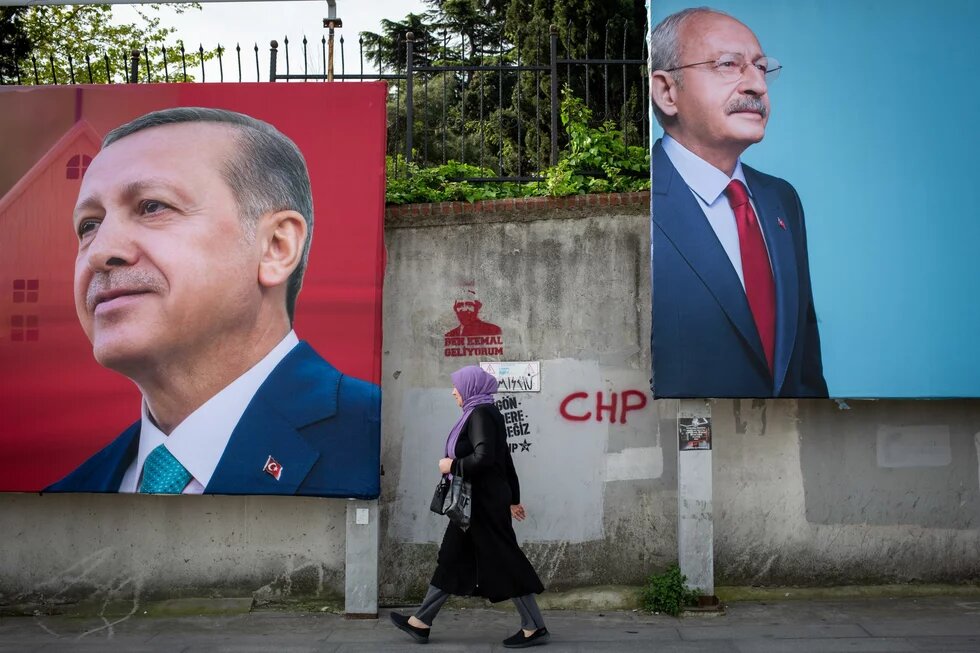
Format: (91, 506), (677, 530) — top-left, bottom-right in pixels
(1, 597), (255, 618)
(8, 583), (980, 618)
(716, 583), (980, 602)
(142, 597), (254, 617)
(385, 191), (651, 229)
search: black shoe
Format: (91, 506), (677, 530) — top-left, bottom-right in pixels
(390, 612), (430, 644)
(503, 627), (550, 648)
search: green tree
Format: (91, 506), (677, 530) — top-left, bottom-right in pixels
(360, 13), (437, 74)
(0, 7), (33, 83)
(506, 0), (648, 147)
(14, 3), (213, 85)
(368, 0), (647, 179)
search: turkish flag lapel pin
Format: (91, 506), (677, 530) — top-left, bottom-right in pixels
(263, 455), (283, 481)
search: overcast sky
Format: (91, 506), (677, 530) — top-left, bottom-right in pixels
(113, 1), (427, 80)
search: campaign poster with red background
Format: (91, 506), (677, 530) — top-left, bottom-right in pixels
(0, 84), (385, 496)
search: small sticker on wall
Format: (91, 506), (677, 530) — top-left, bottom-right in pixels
(481, 361), (540, 392)
(679, 416), (712, 451)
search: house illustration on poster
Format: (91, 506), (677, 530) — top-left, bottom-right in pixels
(0, 118), (140, 487)
(0, 119), (102, 345)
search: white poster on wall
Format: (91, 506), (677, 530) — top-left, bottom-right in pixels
(480, 361), (541, 392)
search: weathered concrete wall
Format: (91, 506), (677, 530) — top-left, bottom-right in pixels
(379, 196), (671, 601)
(713, 399), (980, 585)
(0, 494), (348, 608)
(379, 195), (980, 597)
(2, 194), (978, 608)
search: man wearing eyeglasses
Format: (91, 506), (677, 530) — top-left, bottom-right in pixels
(649, 7), (828, 398)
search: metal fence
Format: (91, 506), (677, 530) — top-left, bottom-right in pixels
(5, 18), (648, 182)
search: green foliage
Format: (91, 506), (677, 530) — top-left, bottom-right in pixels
(386, 157), (540, 205)
(385, 87), (648, 204)
(640, 565), (702, 616)
(12, 4), (214, 85)
(546, 85), (650, 197)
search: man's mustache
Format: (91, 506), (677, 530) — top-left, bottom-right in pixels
(86, 269), (166, 311)
(727, 97), (768, 118)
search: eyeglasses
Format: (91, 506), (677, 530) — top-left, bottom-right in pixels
(665, 53), (782, 82)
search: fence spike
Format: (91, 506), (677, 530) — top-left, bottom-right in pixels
(180, 41), (187, 82)
(284, 36), (290, 81)
(340, 34), (345, 76)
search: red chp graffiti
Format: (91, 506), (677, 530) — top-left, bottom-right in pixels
(444, 299), (504, 357)
(559, 390), (649, 425)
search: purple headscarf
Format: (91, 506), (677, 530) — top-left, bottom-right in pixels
(445, 365), (499, 463)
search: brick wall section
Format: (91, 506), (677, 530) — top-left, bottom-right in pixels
(384, 190), (651, 222)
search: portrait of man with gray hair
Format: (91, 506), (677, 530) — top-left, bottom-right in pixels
(649, 7), (828, 398)
(45, 107), (380, 496)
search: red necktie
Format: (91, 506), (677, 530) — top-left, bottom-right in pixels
(724, 179), (775, 374)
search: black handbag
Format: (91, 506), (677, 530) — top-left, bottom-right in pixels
(429, 477), (450, 514)
(429, 470), (472, 531)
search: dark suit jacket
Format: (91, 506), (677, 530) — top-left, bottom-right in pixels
(651, 138), (828, 398)
(45, 342), (381, 498)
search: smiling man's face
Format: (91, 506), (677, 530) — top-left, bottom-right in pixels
(72, 122), (261, 377)
(671, 12), (770, 162)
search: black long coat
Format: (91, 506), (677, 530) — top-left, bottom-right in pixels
(430, 404), (545, 603)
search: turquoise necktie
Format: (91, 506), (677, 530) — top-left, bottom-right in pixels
(138, 444), (192, 494)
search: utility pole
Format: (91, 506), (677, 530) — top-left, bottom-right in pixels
(323, 0), (342, 82)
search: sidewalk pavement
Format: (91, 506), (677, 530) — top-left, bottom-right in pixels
(2, 595), (979, 652)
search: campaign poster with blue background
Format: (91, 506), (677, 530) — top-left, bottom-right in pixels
(649, 0), (980, 398)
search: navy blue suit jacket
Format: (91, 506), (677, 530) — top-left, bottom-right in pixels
(652, 139), (828, 398)
(45, 342), (381, 498)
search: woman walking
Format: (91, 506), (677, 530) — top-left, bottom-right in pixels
(391, 365), (549, 648)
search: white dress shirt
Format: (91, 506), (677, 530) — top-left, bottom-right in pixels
(118, 331), (300, 493)
(661, 134), (772, 290)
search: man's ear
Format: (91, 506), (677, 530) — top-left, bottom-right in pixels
(650, 71), (680, 119)
(257, 210), (307, 289)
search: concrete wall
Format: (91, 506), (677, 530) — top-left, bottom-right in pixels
(0, 494), (348, 609)
(379, 196), (671, 601)
(2, 194), (978, 609)
(379, 196), (980, 598)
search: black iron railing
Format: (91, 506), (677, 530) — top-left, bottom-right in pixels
(6, 19), (648, 183)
